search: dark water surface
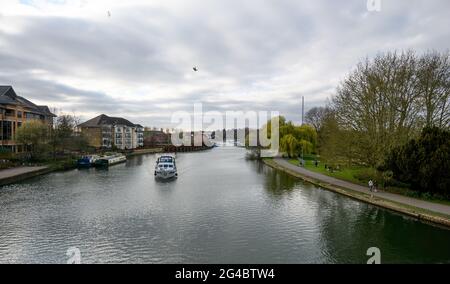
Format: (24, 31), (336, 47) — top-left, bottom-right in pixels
(0, 147), (449, 263)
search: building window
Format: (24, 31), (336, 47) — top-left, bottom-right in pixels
(0, 146), (13, 153)
(102, 138), (111, 147)
(0, 121), (13, 140)
(25, 112), (40, 119)
(17, 111), (22, 118)
(5, 109), (15, 117)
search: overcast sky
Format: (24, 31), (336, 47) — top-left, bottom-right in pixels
(0, 0), (449, 128)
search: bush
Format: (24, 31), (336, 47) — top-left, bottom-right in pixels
(303, 154), (317, 161)
(354, 168), (379, 183)
(384, 127), (450, 198)
(0, 160), (16, 170)
(0, 148), (14, 160)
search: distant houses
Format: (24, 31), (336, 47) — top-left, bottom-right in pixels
(1, 86), (168, 152)
(78, 114), (144, 150)
(0, 86), (56, 152)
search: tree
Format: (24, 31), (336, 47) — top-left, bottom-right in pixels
(15, 120), (50, 160)
(305, 107), (331, 132)
(262, 116), (318, 156)
(50, 114), (88, 156)
(383, 127), (450, 198)
(293, 124), (317, 150)
(298, 139), (313, 155)
(262, 116), (287, 139)
(331, 50), (449, 167)
(280, 134), (299, 158)
(318, 110), (342, 162)
(416, 51), (450, 128)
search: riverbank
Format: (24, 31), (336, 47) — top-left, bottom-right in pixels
(0, 166), (53, 186)
(123, 147), (164, 157)
(263, 158), (450, 228)
(0, 147), (166, 187)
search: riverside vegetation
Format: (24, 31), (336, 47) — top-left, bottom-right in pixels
(0, 114), (91, 171)
(259, 50), (450, 203)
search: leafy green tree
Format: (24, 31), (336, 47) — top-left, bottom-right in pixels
(262, 116), (287, 139)
(259, 116), (318, 157)
(280, 134), (299, 158)
(298, 139), (313, 155)
(293, 124), (317, 150)
(15, 120), (50, 160)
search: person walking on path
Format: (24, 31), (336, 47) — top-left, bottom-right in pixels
(368, 180), (374, 192)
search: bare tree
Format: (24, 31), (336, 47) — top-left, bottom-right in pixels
(305, 107), (330, 132)
(416, 51), (450, 128)
(332, 51), (423, 166)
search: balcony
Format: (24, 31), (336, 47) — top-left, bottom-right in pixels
(5, 109), (15, 117)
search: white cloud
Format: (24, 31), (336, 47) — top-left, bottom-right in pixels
(0, 0), (449, 127)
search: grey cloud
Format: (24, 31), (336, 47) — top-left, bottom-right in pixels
(1, 0), (449, 127)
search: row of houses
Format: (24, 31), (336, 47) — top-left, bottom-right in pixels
(1, 86), (163, 152)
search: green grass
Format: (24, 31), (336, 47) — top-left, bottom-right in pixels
(46, 159), (77, 171)
(289, 159), (366, 185)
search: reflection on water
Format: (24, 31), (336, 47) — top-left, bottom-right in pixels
(0, 147), (449, 263)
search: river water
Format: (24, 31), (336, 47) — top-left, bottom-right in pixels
(0, 147), (449, 263)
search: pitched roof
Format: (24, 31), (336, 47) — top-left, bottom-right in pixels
(0, 86), (56, 117)
(0, 86), (13, 96)
(0, 86), (18, 105)
(108, 116), (136, 127)
(37, 106), (56, 116)
(79, 114), (137, 128)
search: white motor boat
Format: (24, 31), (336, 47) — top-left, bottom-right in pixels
(154, 154), (177, 179)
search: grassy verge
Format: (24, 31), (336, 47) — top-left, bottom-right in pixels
(46, 159), (77, 171)
(289, 159), (364, 184)
(288, 158), (450, 206)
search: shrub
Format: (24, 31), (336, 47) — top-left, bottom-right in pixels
(354, 168), (379, 183)
(384, 127), (450, 198)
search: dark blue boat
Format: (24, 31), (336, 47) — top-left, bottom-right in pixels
(77, 155), (99, 168)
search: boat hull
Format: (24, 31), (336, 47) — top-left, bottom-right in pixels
(77, 156), (98, 168)
(155, 171), (178, 179)
(77, 160), (92, 168)
(94, 154), (127, 167)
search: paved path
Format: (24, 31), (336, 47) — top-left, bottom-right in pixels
(273, 158), (450, 216)
(0, 166), (48, 180)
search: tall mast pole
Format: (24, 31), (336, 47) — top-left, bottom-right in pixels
(301, 96), (304, 125)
